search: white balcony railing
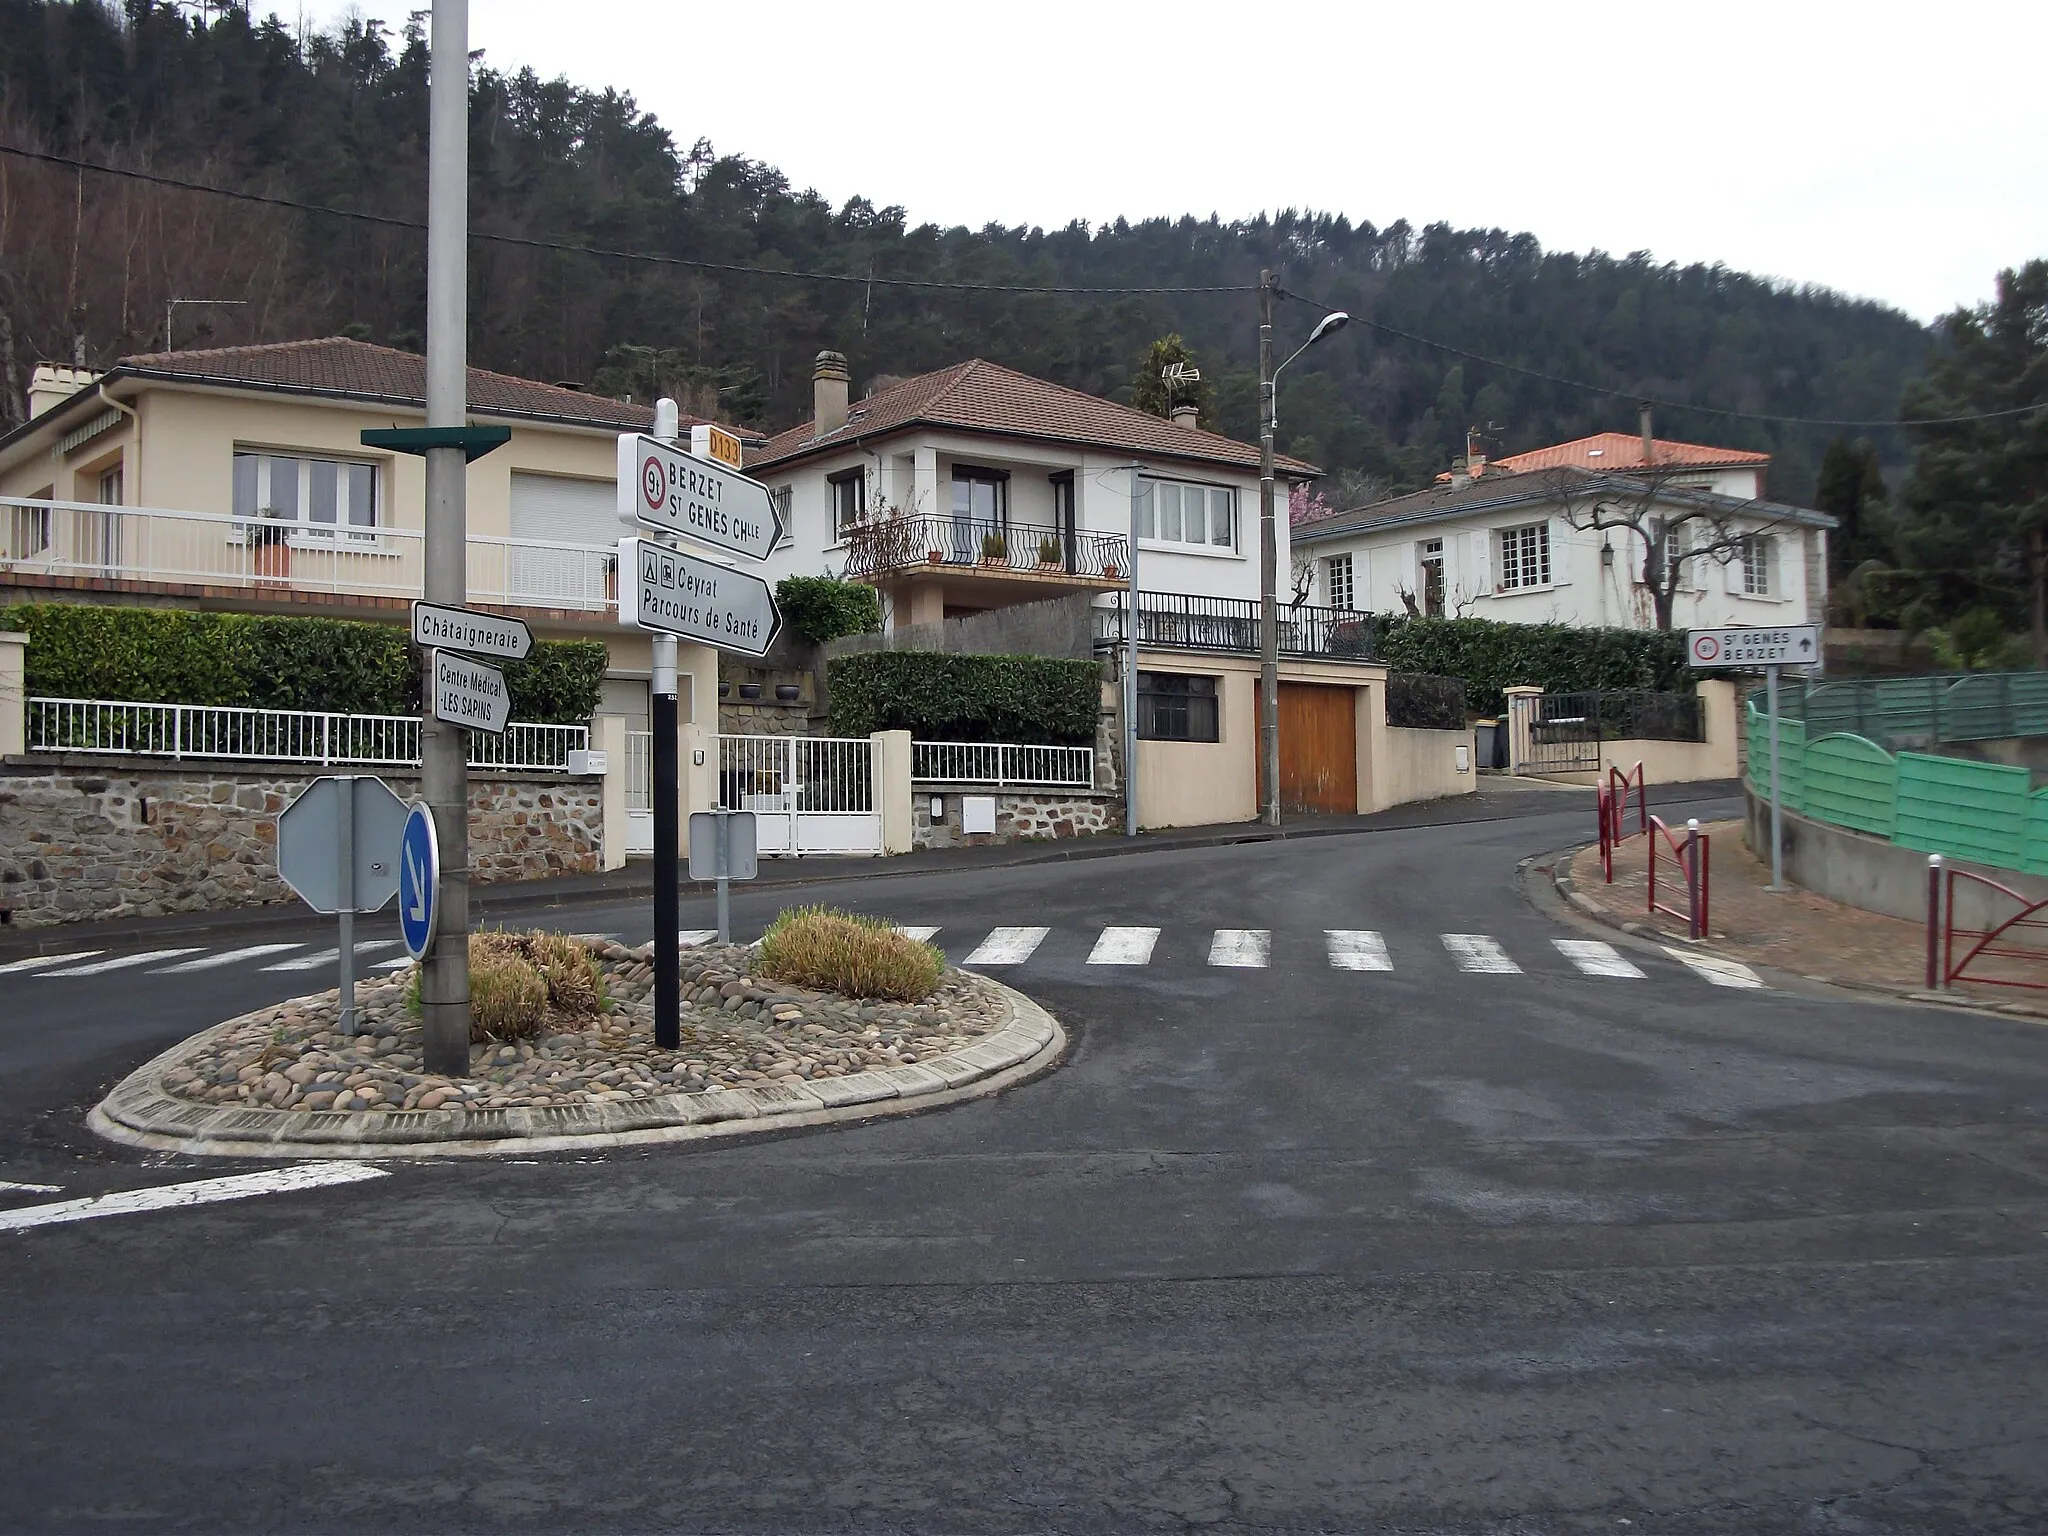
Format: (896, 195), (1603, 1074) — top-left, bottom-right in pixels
(0, 495), (616, 612)
(911, 740), (1095, 788)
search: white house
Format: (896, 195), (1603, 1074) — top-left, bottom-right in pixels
(746, 352), (1318, 628)
(1293, 433), (1833, 631)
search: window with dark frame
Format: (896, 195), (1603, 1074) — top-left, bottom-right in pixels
(1137, 671), (1220, 742)
(1419, 538), (1445, 617)
(829, 470), (866, 537)
(771, 486), (793, 548)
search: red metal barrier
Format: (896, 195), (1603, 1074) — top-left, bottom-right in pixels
(1597, 785), (1613, 881)
(1596, 762), (1647, 885)
(1648, 815), (1709, 939)
(1933, 861), (2048, 993)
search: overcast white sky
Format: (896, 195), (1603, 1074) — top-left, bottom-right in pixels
(319, 0), (2045, 322)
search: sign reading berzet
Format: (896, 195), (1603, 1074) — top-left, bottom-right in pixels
(617, 432), (781, 563)
(411, 601), (532, 661)
(1687, 625), (1821, 669)
(618, 536), (781, 657)
(430, 649), (511, 735)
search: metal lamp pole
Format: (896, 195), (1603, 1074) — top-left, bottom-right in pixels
(418, 0), (471, 1075)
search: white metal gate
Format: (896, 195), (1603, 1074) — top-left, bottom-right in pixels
(624, 730), (654, 855)
(718, 734), (880, 856)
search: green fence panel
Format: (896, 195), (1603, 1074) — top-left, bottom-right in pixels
(1895, 751), (2030, 870)
(2025, 788), (2048, 878)
(1745, 701), (1805, 811)
(2013, 673), (2048, 738)
(1802, 734), (1898, 838)
(1941, 674), (2014, 742)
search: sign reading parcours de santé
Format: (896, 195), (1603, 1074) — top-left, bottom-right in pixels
(1687, 624), (1822, 669)
(410, 601), (532, 661)
(618, 537), (781, 657)
(616, 432), (781, 563)
(429, 649), (511, 735)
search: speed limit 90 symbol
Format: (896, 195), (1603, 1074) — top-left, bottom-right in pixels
(641, 455), (666, 512)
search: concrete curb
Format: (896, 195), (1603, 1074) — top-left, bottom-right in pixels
(87, 980), (1067, 1160)
(1543, 842), (2048, 1023)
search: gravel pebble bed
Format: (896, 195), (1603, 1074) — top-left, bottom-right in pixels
(157, 940), (1009, 1114)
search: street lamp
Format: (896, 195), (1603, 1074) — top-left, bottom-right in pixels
(1258, 272), (1349, 827)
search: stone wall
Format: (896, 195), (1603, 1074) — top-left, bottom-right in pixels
(913, 787), (1116, 850)
(0, 759), (600, 929)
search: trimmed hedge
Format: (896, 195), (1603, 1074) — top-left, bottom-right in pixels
(775, 576), (879, 644)
(1386, 672), (1468, 731)
(827, 652), (1100, 744)
(3, 603), (607, 724)
(1367, 617), (1689, 717)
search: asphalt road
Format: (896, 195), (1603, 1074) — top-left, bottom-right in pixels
(4, 788), (2046, 1534)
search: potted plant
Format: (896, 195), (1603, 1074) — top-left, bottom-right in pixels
(1102, 560), (1120, 581)
(978, 531), (1008, 566)
(1036, 535), (1062, 570)
(251, 515), (291, 582)
(927, 548), (944, 564)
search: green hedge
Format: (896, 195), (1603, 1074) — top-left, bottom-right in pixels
(828, 652), (1101, 744)
(775, 576), (879, 644)
(1386, 672), (1468, 731)
(3, 603), (607, 724)
(1368, 617), (1689, 717)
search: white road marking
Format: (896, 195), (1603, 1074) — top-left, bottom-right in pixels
(1442, 934), (1521, 974)
(372, 957), (414, 971)
(38, 947), (204, 977)
(896, 925), (940, 943)
(0, 1180), (64, 1196)
(677, 929), (719, 946)
(1554, 939), (1646, 978)
(152, 943), (305, 973)
(0, 952), (100, 976)
(1208, 929), (1271, 968)
(1087, 926), (1160, 965)
(964, 927), (1049, 965)
(0, 1163), (390, 1234)
(1325, 930), (1392, 971)
(1663, 947), (1765, 988)
(262, 940), (400, 972)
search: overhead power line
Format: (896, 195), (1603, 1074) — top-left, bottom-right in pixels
(0, 144), (1254, 296)
(1275, 284), (2044, 431)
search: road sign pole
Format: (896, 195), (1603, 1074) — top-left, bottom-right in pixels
(418, 0), (471, 1076)
(337, 775), (357, 1033)
(652, 635), (680, 1049)
(1766, 663), (1786, 892)
(715, 808), (732, 947)
(1125, 462), (1141, 839)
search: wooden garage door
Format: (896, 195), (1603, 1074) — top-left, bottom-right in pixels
(1260, 683), (1358, 814)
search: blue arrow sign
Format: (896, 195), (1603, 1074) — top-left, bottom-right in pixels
(399, 801), (439, 961)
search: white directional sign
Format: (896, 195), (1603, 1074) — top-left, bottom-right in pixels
(618, 537), (782, 657)
(430, 649), (511, 735)
(1687, 625), (1822, 669)
(617, 432), (782, 562)
(411, 601), (532, 660)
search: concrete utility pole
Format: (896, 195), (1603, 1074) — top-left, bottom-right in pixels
(418, 0), (471, 1075)
(1257, 270), (1281, 828)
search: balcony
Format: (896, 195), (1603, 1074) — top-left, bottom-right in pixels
(1093, 591), (1382, 661)
(841, 513), (1129, 588)
(0, 496), (616, 617)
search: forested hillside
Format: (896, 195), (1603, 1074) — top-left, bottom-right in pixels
(0, 0), (1937, 501)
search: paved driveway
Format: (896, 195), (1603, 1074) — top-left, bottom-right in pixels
(4, 789), (2045, 1533)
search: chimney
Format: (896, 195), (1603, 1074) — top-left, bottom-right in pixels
(28, 363), (99, 420)
(1170, 404), (1199, 431)
(813, 351), (850, 438)
(1465, 425), (1486, 479)
(1639, 402), (1655, 468)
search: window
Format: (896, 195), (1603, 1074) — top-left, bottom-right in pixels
(771, 486), (793, 549)
(1325, 552), (1354, 610)
(1419, 538), (1445, 617)
(951, 466), (1008, 527)
(828, 470), (866, 537)
(1658, 519), (1690, 589)
(1137, 672), (1220, 742)
(97, 466), (124, 506)
(1137, 477), (1235, 550)
(1742, 534), (1774, 596)
(1496, 522), (1550, 591)
(232, 451), (377, 539)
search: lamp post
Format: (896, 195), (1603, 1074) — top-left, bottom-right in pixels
(1257, 273), (1349, 827)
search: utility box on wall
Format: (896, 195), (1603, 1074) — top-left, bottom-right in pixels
(961, 796), (998, 835)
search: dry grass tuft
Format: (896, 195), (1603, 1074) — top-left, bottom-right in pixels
(756, 906), (945, 1002)
(468, 939), (551, 1041)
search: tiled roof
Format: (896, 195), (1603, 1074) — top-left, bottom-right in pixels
(750, 357), (1319, 477)
(1490, 432), (1770, 474)
(109, 337), (697, 434)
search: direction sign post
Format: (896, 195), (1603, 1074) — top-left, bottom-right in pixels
(429, 648), (511, 735)
(411, 601), (532, 661)
(617, 432), (783, 563)
(1688, 625), (1822, 895)
(277, 775), (408, 1032)
(618, 537), (782, 658)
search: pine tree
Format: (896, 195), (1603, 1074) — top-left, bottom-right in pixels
(1128, 335), (1214, 425)
(1814, 435), (1892, 578)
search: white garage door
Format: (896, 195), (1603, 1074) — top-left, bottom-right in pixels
(508, 472), (616, 606)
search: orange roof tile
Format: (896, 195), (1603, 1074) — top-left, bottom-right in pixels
(1491, 432), (1769, 475)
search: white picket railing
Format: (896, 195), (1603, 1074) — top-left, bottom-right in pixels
(911, 740), (1095, 788)
(26, 697), (587, 772)
(1, 495), (616, 612)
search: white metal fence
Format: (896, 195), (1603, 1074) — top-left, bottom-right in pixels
(26, 697), (588, 771)
(717, 734), (880, 855)
(911, 740), (1094, 788)
(1, 495), (616, 612)
(623, 728), (654, 854)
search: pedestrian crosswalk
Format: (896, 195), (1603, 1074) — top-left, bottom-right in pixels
(5, 925), (1769, 992)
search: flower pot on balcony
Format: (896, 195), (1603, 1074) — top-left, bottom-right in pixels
(775, 684), (801, 702)
(927, 551), (944, 564)
(251, 522), (292, 584)
(738, 683), (763, 701)
(718, 681), (731, 698)
(1102, 563), (1120, 581)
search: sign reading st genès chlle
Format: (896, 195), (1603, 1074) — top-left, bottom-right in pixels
(615, 432), (781, 563)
